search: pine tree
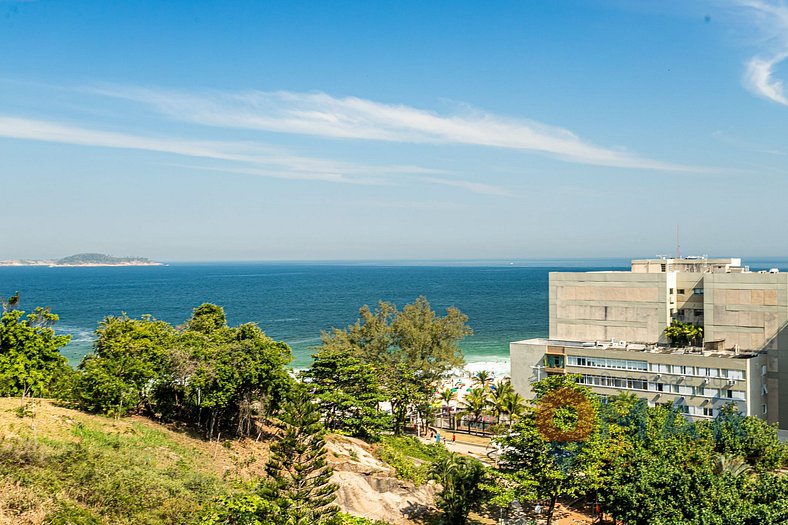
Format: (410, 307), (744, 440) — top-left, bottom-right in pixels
(265, 385), (338, 525)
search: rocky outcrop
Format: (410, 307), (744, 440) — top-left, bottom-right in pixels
(327, 436), (436, 524)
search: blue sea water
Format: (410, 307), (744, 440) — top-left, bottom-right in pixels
(2, 258), (786, 371)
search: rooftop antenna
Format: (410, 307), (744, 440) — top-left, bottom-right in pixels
(676, 224), (681, 259)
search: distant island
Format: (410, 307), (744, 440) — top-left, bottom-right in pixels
(0, 253), (163, 267)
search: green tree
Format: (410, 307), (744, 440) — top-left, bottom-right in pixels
(70, 303), (294, 438)
(472, 370), (492, 392)
(264, 385), (338, 525)
(501, 391), (526, 428)
(0, 304), (71, 403)
(74, 314), (175, 416)
(663, 320), (703, 347)
(320, 297), (471, 434)
(173, 307), (293, 439)
(707, 403), (785, 472)
(439, 387), (456, 407)
(459, 388), (489, 433)
(430, 453), (488, 525)
(489, 380), (513, 425)
(496, 376), (602, 525)
(303, 346), (390, 439)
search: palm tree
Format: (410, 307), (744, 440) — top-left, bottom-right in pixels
(473, 370), (493, 392)
(459, 388), (489, 434)
(439, 388), (457, 429)
(713, 454), (752, 477)
(489, 380), (514, 424)
(440, 388), (456, 406)
(502, 391), (526, 428)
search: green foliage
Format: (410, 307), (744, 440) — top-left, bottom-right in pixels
(663, 319), (703, 347)
(69, 304), (294, 439)
(303, 346), (390, 439)
(200, 492), (280, 525)
(0, 420), (223, 525)
(707, 403), (785, 471)
(589, 398), (788, 524)
(496, 376), (603, 525)
(264, 385), (338, 525)
(320, 297), (471, 434)
(0, 303), (71, 400)
(430, 453), (487, 525)
(376, 443), (428, 485)
(73, 314), (175, 416)
(378, 435), (451, 463)
(375, 435), (450, 486)
(329, 513), (390, 525)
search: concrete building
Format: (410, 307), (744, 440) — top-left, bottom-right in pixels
(510, 257), (788, 427)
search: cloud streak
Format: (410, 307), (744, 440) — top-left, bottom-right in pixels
(90, 86), (694, 172)
(0, 115), (507, 194)
(738, 0), (788, 106)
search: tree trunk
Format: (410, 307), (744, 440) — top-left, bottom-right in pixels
(546, 495), (557, 525)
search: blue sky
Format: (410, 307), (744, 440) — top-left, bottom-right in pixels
(1, 0), (787, 261)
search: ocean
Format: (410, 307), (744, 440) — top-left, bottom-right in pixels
(2, 258), (787, 374)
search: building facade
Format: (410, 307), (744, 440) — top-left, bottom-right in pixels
(510, 257), (788, 427)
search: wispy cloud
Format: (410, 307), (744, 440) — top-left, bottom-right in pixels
(89, 86), (694, 172)
(738, 0), (788, 106)
(423, 177), (514, 197)
(0, 115), (504, 194)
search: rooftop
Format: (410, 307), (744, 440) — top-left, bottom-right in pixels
(631, 256), (749, 274)
(511, 338), (762, 359)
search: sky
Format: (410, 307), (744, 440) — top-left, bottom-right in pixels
(1, 0), (787, 261)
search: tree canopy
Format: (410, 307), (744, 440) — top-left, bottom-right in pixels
(319, 296), (471, 433)
(0, 301), (71, 402)
(70, 303), (293, 438)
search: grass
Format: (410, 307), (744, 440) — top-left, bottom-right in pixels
(0, 398), (267, 525)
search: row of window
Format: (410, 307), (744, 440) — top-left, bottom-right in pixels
(577, 374), (747, 400)
(648, 382), (746, 400)
(669, 288), (704, 295)
(577, 374), (647, 390)
(648, 363), (745, 380)
(569, 356), (747, 380)
(568, 355), (648, 371)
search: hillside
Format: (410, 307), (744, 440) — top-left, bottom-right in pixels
(0, 399), (436, 525)
(55, 253), (161, 266)
(0, 254), (162, 267)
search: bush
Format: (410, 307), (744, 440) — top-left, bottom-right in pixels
(374, 436), (451, 486)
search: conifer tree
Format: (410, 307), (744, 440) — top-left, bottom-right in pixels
(265, 385), (338, 525)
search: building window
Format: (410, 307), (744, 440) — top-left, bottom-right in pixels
(694, 309), (704, 316)
(703, 407), (715, 417)
(650, 363), (670, 374)
(544, 355), (564, 369)
(693, 288), (704, 295)
(568, 355), (647, 371)
(763, 404), (768, 415)
(677, 289), (685, 295)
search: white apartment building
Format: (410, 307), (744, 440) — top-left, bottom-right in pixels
(510, 257), (788, 427)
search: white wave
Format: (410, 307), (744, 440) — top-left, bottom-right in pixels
(454, 358), (511, 379)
